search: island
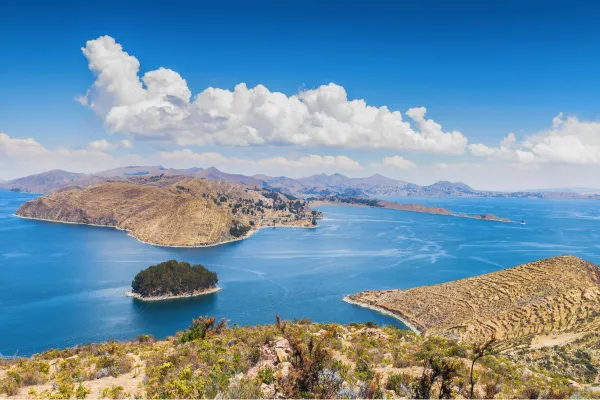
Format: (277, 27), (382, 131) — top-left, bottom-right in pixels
(15, 176), (322, 247)
(125, 260), (219, 301)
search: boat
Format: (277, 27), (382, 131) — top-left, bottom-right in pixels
(520, 220), (526, 225)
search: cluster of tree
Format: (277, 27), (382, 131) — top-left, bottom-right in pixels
(131, 260), (218, 297)
(198, 187), (312, 220)
(318, 195), (381, 207)
(229, 220), (251, 237)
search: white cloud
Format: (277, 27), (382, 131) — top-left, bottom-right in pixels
(88, 139), (133, 150)
(0, 129), (362, 179)
(0, 132), (136, 179)
(156, 149), (361, 175)
(381, 155), (416, 170)
(468, 143), (496, 157)
(469, 114), (600, 164)
(79, 35), (468, 155)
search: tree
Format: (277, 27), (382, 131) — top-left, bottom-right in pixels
(469, 336), (496, 398)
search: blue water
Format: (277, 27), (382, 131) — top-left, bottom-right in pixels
(1, 191), (600, 355)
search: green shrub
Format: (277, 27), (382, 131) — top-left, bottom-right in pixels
(257, 367), (274, 384)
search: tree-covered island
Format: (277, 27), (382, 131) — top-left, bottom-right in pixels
(126, 260), (219, 301)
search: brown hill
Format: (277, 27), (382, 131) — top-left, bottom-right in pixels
(15, 177), (318, 247)
(346, 255), (600, 346)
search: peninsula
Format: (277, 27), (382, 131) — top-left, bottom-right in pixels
(311, 195), (513, 222)
(15, 176), (321, 247)
(345, 255), (600, 347)
(126, 260), (219, 301)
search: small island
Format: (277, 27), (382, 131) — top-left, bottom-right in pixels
(125, 260), (220, 301)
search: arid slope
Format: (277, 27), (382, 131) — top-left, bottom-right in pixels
(347, 256), (600, 344)
(15, 177), (318, 247)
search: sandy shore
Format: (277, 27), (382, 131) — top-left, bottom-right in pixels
(125, 286), (222, 301)
(14, 214), (316, 248)
(343, 295), (422, 335)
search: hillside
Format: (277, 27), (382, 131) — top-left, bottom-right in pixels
(15, 177), (318, 247)
(346, 256), (600, 346)
(1, 319), (597, 399)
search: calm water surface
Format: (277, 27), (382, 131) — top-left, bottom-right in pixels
(1, 191), (600, 355)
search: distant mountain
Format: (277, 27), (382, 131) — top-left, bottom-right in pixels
(525, 187), (600, 195)
(94, 166), (171, 177)
(194, 167), (264, 186)
(3, 167), (599, 200)
(0, 170), (94, 194)
(0, 166), (265, 194)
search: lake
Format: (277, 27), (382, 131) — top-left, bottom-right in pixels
(1, 190), (600, 355)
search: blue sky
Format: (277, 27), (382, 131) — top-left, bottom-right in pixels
(2, 0), (600, 189)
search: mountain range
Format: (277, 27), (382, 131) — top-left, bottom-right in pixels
(1, 166), (599, 200)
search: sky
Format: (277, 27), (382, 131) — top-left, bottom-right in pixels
(2, 0), (600, 190)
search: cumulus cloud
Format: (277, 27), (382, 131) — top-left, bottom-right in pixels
(381, 155), (416, 170)
(0, 132), (134, 179)
(469, 114), (600, 164)
(78, 35), (467, 154)
(88, 139), (132, 150)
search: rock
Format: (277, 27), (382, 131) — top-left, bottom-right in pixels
(279, 362), (292, 378)
(274, 338), (290, 349)
(276, 348), (288, 363)
(261, 383), (276, 398)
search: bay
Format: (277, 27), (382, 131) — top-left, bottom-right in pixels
(1, 190), (599, 355)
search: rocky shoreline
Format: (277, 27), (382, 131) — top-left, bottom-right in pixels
(343, 294), (422, 335)
(14, 214), (316, 248)
(125, 286), (221, 301)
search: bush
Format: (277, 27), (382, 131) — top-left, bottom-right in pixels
(257, 367), (275, 384)
(386, 373), (415, 395)
(102, 385), (126, 399)
(0, 377), (19, 396)
(179, 316), (227, 343)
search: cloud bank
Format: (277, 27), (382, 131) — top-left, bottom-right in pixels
(469, 113), (600, 165)
(0, 132), (365, 179)
(78, 36), (467, 154)
(0, 132), (132, 177)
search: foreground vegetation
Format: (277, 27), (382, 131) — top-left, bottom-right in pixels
(1, 317), (598, 399)
(131, 260), (218, 298)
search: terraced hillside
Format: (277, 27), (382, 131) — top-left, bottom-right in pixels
(347, 256), (600, 345)
(15, 177), (319, 247)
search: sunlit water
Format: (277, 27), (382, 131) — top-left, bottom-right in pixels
(1, 190), (600, 355)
